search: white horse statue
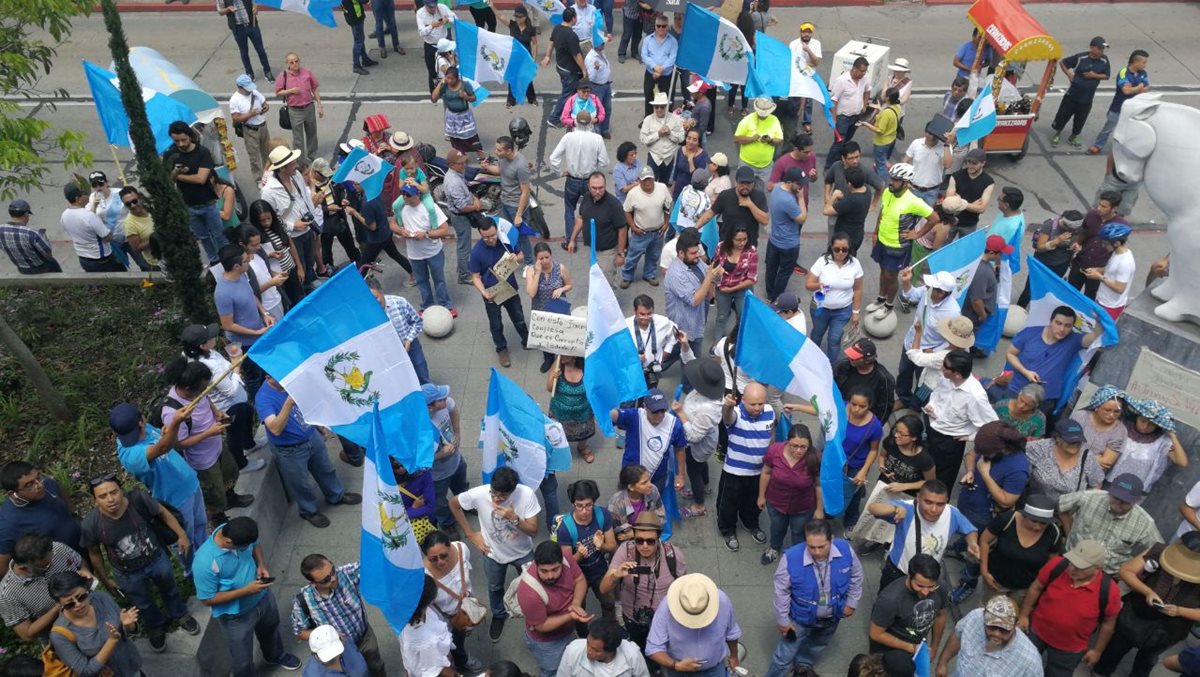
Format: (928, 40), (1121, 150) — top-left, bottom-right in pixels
(1111, 93), (1200, 325)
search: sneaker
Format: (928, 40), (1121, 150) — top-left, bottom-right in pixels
(1068, 136), (1083, 148)
(793, 265), (808, 276)
(760, 548), (780, 565)
(149, 629), (167, 652)
(724, 535), (740, 552)
(457, 276), (472, 285)
(489, 616), (506, 643)
(618, 279), (631, 289)
(866, 299), (885, 313)
(871, 305), (893, 320)
(226, 492), (255, 508)
(265, 70), (275, 81)
(302, 512), (331, 528)
(334, 492), (363, 506)
(242, 458), (267, 473)
(950, 580), (976, 604)
(546, 118), (563, 129)
(498, 350), (512, 368)
(271, 653), (302, 671)
(177, 614), (200, 635)
(1050, 132), (1061, 147)
(751, 529), (767, 544)
(353, 66), (370, 75)
(363, 58), (380, 67)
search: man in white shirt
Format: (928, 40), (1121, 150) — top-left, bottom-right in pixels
(394, 185), (455, 314)
(415, 0), (454, 92)
(229, 74), (271, 180)
(558, 619), (651, 677)
(896, 269), (962, 410)
(550, 111), (609, 247)
(923, 348), (998, 494)
(585, 41), (613, 138)
(625, 295), (678, 387)
(61, 183), (125, 272)
(788, 22), (823, 131)
(824, 57), (871, 169)
(570, 0), (597, 45)
(901, 128), (954, 206)
(638, 93), (685, 184)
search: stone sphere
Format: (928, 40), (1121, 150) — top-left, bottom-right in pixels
(571, 306), (588, 319)
(862, 308), (898, 339)
(422, 306), (454, 338)
(1003, 305), (1029, 338)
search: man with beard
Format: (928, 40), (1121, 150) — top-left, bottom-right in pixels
(1057, 474), (1160, 575)
(517, 540), (592, 677)
(935, 595), (1041, 676)
(788, 23), (822, 132)
(868, 554), (949, 655)
(696, 165), (769, 244)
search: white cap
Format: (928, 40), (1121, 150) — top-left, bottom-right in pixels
(308, 625), (344, 663)
(923, 271), (957, 293)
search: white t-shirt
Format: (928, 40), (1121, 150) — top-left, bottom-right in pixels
(247, 253), (284, 317)
(1096, 249), (1135, 309)
(904, 139), (946, 189)
(630, 409), (680, 478)
(808, 255), (864, 310)
(61, 206), (111, 259)
(400, 201), (447, 260)
(229, 90), (268, 127)
(1173, 480), (1200, 541)
(789, 37), (822, 69)
(623, 183), (672, 231)
(429, 541), (475, 617)
(455, 484), (540, 564)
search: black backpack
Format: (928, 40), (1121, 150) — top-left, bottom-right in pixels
(147, 394), (191, 438)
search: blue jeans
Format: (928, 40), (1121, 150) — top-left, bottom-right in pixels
(484, 552), (534, 618)
(540, 473), (560, 534)
(231, 24), (272, 77)
(372, 0), (399, 50)
(117, 550), (188, 632)
(593, 81), (613, 135)
(622, 229), (663, 282)
(217, 591), (291, 677)
(563, 176), (588, 240)
(499, 203), (534, 262)
(765, 504), (812, 552)
(664, 665), (727, 677)
(433, 456), (469, 529)
(764, 619), (840, 676)
(842, 478), (866, 531)
(1092, 108), (1121, 151)
(809, 305), (853, 365)
(270, 432), (347, 518)
(448, 212), (473, 282)
(524, 632), (574, 677)
(186, 203), (227, 264)
(764, 242), (799, 302)
(874, 142), (896, 180)
(910, 186), (939, 207)
(411, 250), (453, 310)
(955, 499), (991, 588)
(350, 21), (368, 68)
(408, 338), (431, 384)
(176, 485), (207, 571)
(551, 69), (580, 122)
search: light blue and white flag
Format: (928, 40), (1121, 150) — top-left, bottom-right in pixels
(246, 267), (434, 471)
(361, 404), (426, 633)
(922, 227), (989, 305)
(258, 0), (340, 27)
(585, 219), (649, 436)
(330, 146), (393, 202)
(1025, 256), (1120, 411)
(464, 77), (491, 107)
(735, 293), (849, 516)
(745, 31), (835, 133)
(954, 79), (998, 146)
(493, 216), (524, 250)
(82, 60), (197, 155)
(913, 640), (932, 677)
(482, 369), (551, 488)
(677, 4), (757, 86)
(700, 217), (719, 259)
(524, 0), (566, 25)
(455, 20), (538, 106)
(592, 13), (608, 48)
(975, 215), (1026, 354)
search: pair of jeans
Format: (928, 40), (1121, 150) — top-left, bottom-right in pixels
(288, 103), (320, 165)
(664, 665), (727, 677)
(484, 552), (534, 618)
(825, 114), (862, 169)
(350, 21), (369, 68)
(685, 453), (710, 505)
(895, 349), (920, 409)
(186, 203), (228, 264)
(225, 401), (255, 469)
(408, 338), (431, 384)
(618, 14), (643, 59)
(269, 432), (347, 517)
(293, 231), (319, 292)
(909, 185), (940, 208)
(116, 550), (188, 632)
(176, 485), (208, 570)
(433, 456), (469, 528)
(231, 24), (272, 78)
(498, 203), (535, 262)
(764, 242), (798, 302)
(592, 81), (613, 134)
(563, 176), (588, 240)
(714, 289), (744, 340)
(1051, 92), (1095, 139)
(360, 237), (414, 276)
(622, 229), (663, 282)
(371, 0), (399, 50)
(763, 619), (840, 676)
(809, 305), (853, 366)
(540, 473), (561, 534)
(79, 255), (126, 273)
(447, 212), (474, 282)
(411, 250), (454, 310)
(873, 142), (896, 180)
(716, 470), (762, 537)
(524, 632), (574, 677)
(765, 504), (813, 552)
(551, 69), (581, 123)
(423, 42), (439, 92)
(217, 591), (290, 677)
(593, 0), (613, 31)
(485, 294), (529, 353)
(1028, 628), (1087, 677)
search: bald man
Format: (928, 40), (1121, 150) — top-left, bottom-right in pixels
(550, 110), (609, 246)
(440, 149), (483, 284)
(717, 382), (775, 552)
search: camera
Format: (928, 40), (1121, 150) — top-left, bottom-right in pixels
(631, 607), (654, 626)
(644, 361), (661, 388)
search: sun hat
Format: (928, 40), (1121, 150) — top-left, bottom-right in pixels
(682, 359), (724, 401)
(922, 271), (957, 293)
(1125, 396), (1176, 432)
(1161, 532), (1200, 584)
(650, 92), (671, 107)
(753, 97), (776, 115)
(887, 58), (911, 72)
(390, 131), (415, 152)
(937, 315), (975, 349)
(631, 511), (664, 532)
(267, 146), (302, 171)
(666, 574), (721, 629)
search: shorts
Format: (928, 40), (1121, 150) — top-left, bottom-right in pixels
(195, 448), (240, 513)
(871, 240), (910, 272)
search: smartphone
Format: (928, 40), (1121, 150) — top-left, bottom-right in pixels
(1152, 600), (1165, 609)
(259, 576), (276, 584)
(628, 566), (653, 575)
(785, 628), (797, 641)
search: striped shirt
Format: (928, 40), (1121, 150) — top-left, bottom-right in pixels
(290, 562), (368, 642)
(0, 223), (55, 272)
(723, 403), (775, 476)
(0, 543), (83, 634)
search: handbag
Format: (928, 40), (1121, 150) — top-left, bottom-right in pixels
(278, 73), (293, 130)
(434, 543), (487, 630)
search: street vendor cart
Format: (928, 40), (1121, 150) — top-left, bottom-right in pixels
(966, 0), (1062, 159)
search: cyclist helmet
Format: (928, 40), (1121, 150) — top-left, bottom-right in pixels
(1098, 222), (1132, 241)
(888, 163), (915, 182)
(508, 117), (532, 150)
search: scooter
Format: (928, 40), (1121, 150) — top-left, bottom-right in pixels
(420, 143), (503, 217)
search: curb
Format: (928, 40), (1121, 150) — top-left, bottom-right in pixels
(108, 0), (1195, 11)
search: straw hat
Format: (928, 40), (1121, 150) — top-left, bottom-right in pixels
(666, 574), (721, 629)
(391, 131), (415, 152)
(888, 58), (911, 72)
(937, 315), (975, 349)
(267, 146), (301, 171)
(753, 97), (777, 115)
(649, 92), (671, 107)
(1161, 532), (1200, 584)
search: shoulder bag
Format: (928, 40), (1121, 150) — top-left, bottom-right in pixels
(433, 543), (487, 630)
(278, 73), (292, 130)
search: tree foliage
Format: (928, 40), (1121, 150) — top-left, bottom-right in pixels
(0, 0), (94, 201)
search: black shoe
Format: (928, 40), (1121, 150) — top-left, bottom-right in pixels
(363, 58), (380, 67)
(177, 614), (200, 635)
(618, 54), (627, 63)
(353, 66), (370, 75)
(969, 347), (987, 359)
(489, 616), (505, 643)
(368, 31), (377, 39)
(540, 354), (556, 373)
(149, 628), (166, 652)
(226, 492), (255, 508)
(379, 47), (388, 59)
(302, 512), (331, 528)
(751, 529), (767, 544)
(265, 70), (275, 81)
(334, 492), (363, 506)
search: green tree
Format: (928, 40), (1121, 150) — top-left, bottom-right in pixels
(100, 0), (214, 322)
(0, 0), (93, 201)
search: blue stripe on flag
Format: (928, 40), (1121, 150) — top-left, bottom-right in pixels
(923, 228), (989, 305)
(585, 260), (648, 436)
(259, 0), (339, 27)
(974, 218), (1025, 354)
(747, 31), (790, 99)
(676, 3), (720, 78)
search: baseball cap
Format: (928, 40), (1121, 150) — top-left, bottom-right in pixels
(687, 80), (711, 94)
(1054, 418), (1085, 444)
(423, 0), (437, 6)
(1090, 36), (1109, 48)
(235, 74), (256, 91)
(108, 403), (143, 447)
(400, 185), (422, 197)
(88, 171), (108, 185)
(644, 388), (669, 413)
(773, 292), (800, 312)
(180, 323), (220, 348)
(985, 234), (1014, 254)
(422, 383), (451, 404)
(1108, 473), (1144, 503)
(983, 595), (1018, 630)
(638, 165), (656, 180)
(1021, 493), (1057, 523)
(964, 148), (987, 164)
(735, 165), (756, 183)
(308, 625), (345, 663)
(437, 38), (456, 53)
(783, 166), (806, 184)
(844, 337), (877, 360)
(63, 184), (85, 202)
(923, 271), (957, 293)
(7, 199), (32, 216)
(710, 152), (728, 168)
(1064, 539), (1107, 569)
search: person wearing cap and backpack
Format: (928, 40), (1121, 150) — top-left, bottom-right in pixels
(599, 512), (685, 659)
(1, 199), (60, 274)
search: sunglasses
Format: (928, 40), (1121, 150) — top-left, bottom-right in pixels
(89, 472), (118, 488)
(655, 24), (668, 28)
(312, 572), (336, 585)
(427, 553), (450, 563)
(61, 591), (89, 610)
(633, 537), (658, 545)
(90, 180), (106, 187)
(985, 624), (1014, 634)
(831, 247), (849, 253)
(123, 198), (140, 207)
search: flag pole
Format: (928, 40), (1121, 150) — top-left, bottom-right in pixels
(110, 145), (127, 185)
(178, 353), (247, 412)
(903, 222), (997, 273)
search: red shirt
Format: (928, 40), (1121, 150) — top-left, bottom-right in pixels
(769, 152), (818, 203)
(518, 552), (583, 642)
(1030, 556), (1121, 652)
(763, 442), (818, 515)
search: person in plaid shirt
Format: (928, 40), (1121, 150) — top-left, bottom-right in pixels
(0, 200), (60, 274)
(291, 554), (386, 676)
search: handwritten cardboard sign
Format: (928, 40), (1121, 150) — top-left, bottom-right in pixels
(527, 310), (588, 357)
(1124, 347), (1200, 430)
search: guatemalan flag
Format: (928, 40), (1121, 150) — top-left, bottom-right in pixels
(974, 214), (1026, 355)
(481, 369), (572, 488)
(913, 641), (932, 677)
(82, 61), (197, 155)
(954, 79), (998, 146)
(361, 405), (426, 633)
(330, 146), (393, 202)
(746, 32), (836, 132)
(455, 20), (538, 108)
(677, 4), (759, 88)
(524, 0), (566, 25)
(735, 293), (850, 516)
(1025, 256), (1120, 412)
(258, 0), (340, 27)
(585, 219), (649, 436)
(922, 228), (989, 306)
(246, 266), (435, 471)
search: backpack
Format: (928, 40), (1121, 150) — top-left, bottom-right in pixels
(1046, 557), (1111, 620)
(556, 508), (607, 545)
(502, 564), (549, 619)
(147, 393), (191, 436)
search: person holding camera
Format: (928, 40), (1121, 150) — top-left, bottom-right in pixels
(625, 295), (680, 389)
(613, 389), (688, 498)
(599, 512), (686, 660)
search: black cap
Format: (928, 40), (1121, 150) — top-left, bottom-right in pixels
(783, 166), (806, 184)
(88, 170), (108, 185)
(1090, 36), (1108, 49)
(181, 324), (221, 348)
(844, 337), (877, 360)
(734, 165), (756, 183)
(7, 199), (32, 216)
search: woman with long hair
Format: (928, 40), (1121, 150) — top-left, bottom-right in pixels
(46, 571), (142, 676)
(525, 242), (574, 372)
(421, 531), (484, 673)
(757, 424), (823, 564)
(607, 464), (665, 542)
(805, 232), (864, 363)
(851, 415), (934, 548)
(432, 67), (486, 162)
(669, 129), (709, 199)
(399, 575), (455, 677)
(547, 354), (595, 463)
(210, 173), (240, 232)
(234, 224), (289, 320)
(248, 199), (304, 306)
(712, 226), (758, 339)
(840, 388), (884, 533)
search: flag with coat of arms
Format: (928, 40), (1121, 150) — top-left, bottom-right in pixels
(480, 369), (571, 488)
(330, 146), (393, 202)
(677, 3), (761, 89)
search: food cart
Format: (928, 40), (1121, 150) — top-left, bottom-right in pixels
(966, 0), (1061, 160)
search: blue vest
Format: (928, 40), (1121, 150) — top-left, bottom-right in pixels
(786, 539), (854, 626)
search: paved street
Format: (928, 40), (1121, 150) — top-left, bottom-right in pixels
(13, 2), (1200, 674)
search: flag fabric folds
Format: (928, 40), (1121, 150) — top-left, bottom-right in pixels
(361, 405), (427, 633)
(677, 4), (758, 87)
(1024, 256), (1120, 411)
(257, 0), (340, 28)
(585, 219), (649, 436)
(954, 79), (998, 145)
(246, 267), (434, 471)
(974, 218), (1025, 354)
(330, 146), (394, 202)
(82, 60), (197, 154)
(913, 640), (932, 677)
(744, 31), (836, 131)
(482, 369), (551, 488)
(455, 20), (538, 107)
(524, 0), (566, 25)
(922, 228), (989, 305)
(494, 216), (524, 250)
(735, 292), (849, 516)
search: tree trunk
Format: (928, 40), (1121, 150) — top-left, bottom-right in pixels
(0, 315), (72, 421)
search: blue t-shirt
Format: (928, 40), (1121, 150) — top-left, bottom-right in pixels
(554, 506), (614, 583)
(303, 638), (368, 676)
(954, 40), (995, 77)
(116, 425), (201, 511)
(956, 453), (1029, 523)
(842, 416), (884, 473)
(357, 195), (392, 245)
(1006, 326), (1084, 400)
(0, 477), (82, 555)
(214, 274), (263, 347)
(1109, 66), (1150, 113)
(617, 408), (687, 484)
(255, 384), (314, 446)
(192, 524), (265, 618)
(469, 240), (516, 288)
(885, 500), (977, 568)
(768, 184), (802, 250)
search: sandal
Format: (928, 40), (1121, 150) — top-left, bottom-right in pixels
(581, 450), (595, 464)
(680, 487), (694, 500)
(681, 506), (706, 518)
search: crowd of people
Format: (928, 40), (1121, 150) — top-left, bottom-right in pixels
(0, 1), (1195, 676)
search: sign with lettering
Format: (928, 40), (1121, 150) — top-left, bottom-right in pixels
(1124, 347), (1200, 430)
(527, 310), (588, 357)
